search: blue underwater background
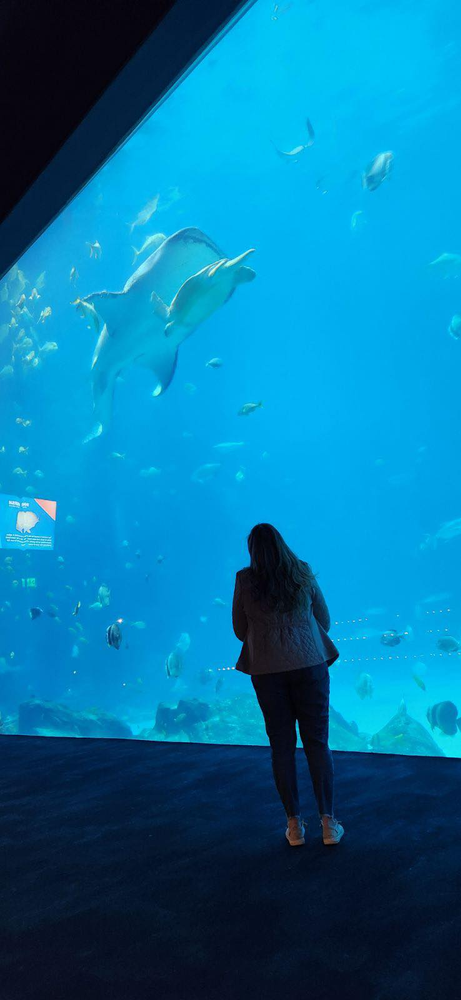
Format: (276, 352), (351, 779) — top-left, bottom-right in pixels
(1, 0), (461, 755)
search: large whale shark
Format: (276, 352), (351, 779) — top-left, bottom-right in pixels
(79, 227), (251, 442)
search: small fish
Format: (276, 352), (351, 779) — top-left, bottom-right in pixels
(13, 467), (27, 477)
(69, 267), (79, 283)
(16, 293), (26, 309)
(271, 2), (293, 19)
(156, 554), (165, 563)
(121, 540), (129, 548)
(235, 467), (246, 483)
(87, 240), (102, 259)
(65, 515), (76, 525)
(29, 287), (40, 301)
(271, 119), (315, 161)
(412, 673), (426, 691)
(238, 401), (263, 416)
(35, 272), (46, 291)
(191, 463), (221, 484)
(22, 351), (36, 365)
(18, 446), (28, 454)
(106, 619), (123, 649)
(37, 306), (52, 323)
(213, 597), (227, 607)
(57, 556), (65, 564)
(34, 470), (44, 478)
(165, 648), (183, 679)
(0, 365), (14, 380)
(355, 672), (373, 700)
(139, 466), (161, 477)
(436, 636), (461, 653)
(39, 341), (58, 354)
(111, 452), (126, 460)
(213, 442), (244, 453)
(131, 232), (166, 264)
(427, 701), (461, 736)
(448, 314), (461, 340)
(185, 383), (197, 394)
(362, 151), (393, 192)
(135, 550), (141, 559)
(98, 584), (111, 607)
(15, 336), (34, 352)
(350, 210), (366, 234)
(380, 628), (411, 647)
(89, 601), (103, 611)
(72, 601), (81, 616)
(71, 644), (79, 658)
(427, 253), (461, 280)
(129, 195), (160, 233)
(72, 297), (100, 333)
(132, 621), (146, 629)
(29, 607), (43, 620)
(420, 592), (451, 605)
(206, 357), (223, 368)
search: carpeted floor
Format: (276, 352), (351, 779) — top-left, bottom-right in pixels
(1, 735), (460, 1000)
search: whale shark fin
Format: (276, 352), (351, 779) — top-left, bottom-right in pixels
(235, 265), (256, 284)
(148, 347), (178, 395)
(83, 422), (103, 444)
(84, 360), (118, 444)
(82, 290), (126, 336)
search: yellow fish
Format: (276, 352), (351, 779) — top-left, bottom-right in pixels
(38, 306), (52, 323)
(412, 673), (426, 691)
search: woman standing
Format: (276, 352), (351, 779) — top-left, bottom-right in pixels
(232, 523), (344, 847)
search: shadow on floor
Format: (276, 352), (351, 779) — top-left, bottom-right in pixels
(1, 735), (460, 1000)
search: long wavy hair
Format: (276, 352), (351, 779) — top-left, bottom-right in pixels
(247, 523), (315, 612)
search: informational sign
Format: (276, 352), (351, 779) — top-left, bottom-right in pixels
(0, 495), (57, 550)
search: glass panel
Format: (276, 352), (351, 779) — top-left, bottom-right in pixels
(1, 0), (460, 757)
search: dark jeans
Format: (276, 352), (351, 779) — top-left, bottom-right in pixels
(251, 663), (334, 818)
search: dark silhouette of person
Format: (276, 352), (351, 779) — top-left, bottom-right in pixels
(232, 523), (344, 846)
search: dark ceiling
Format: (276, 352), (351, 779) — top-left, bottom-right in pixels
(0, 0), (248, 256)
(0, 0), (179, 226)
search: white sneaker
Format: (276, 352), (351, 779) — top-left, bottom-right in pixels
(285, 816), (306, 846)
(321, 815), (344, 845)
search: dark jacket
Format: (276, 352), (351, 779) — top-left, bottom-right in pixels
(232, 567), (339, 676)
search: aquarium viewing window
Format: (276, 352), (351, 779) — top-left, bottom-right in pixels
(1, 0), (461, 758)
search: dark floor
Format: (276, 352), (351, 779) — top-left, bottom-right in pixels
(1, 737), (461, 1000)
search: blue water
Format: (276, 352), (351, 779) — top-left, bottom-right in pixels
(1, 0), (461, 754)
